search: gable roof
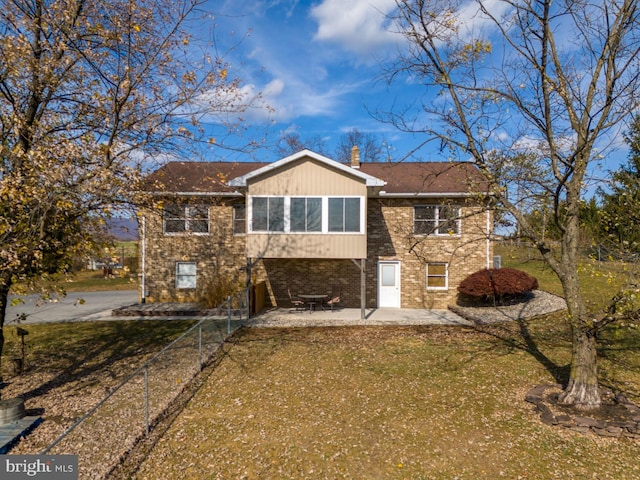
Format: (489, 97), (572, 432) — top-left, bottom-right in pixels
(143, 151), (490, 197)
(227, 149), (386, 188)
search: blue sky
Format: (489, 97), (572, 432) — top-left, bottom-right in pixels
(197, 0), (632, 177)
(202, 0), (411, 162)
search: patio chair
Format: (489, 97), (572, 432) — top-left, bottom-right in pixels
(326, 286), (341, 311)
(288, 288), (305, 310)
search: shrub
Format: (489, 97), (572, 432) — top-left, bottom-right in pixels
(457, 268), (538, 303)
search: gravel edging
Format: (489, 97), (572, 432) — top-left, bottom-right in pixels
(449, 290), (567, 324)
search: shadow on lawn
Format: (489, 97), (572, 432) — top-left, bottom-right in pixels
(6, 320), (196, 403)
(451, 293), (571, 385)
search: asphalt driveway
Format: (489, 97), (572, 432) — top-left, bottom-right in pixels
(5, 290), (139, 325)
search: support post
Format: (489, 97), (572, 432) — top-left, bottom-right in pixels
(360, 259), (366, 320)
(246, 257), (252, 321)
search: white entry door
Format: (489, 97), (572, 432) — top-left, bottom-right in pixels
(378, 261), (401, 308)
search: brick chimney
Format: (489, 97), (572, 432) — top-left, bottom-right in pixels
(350, 145), (360, 168)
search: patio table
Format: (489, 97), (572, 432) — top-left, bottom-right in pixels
(297, 294), (328, 312)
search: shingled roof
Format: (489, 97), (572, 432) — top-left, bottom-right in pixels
(144, 158), (490, 196)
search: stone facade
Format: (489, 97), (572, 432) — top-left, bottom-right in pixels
(141, 196), (492, 310)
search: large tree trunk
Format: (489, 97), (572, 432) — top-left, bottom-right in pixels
(0, 282), (9, 395)
(558, 322), (600, 409)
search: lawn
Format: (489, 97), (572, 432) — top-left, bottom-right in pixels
(10, 269), (138, 295)
(5, 243), (640, 479)
(2, 320), (197, 454)
(130, 318), (640, 480)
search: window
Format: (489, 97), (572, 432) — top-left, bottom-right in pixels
(248, 195), (363, 234)
(291, 197), (322, 232)
(163, 204), (209, 234)
(176, 262), (197, 289)
(233, 204), (246, 235)
(414, 205), (460, 235)
(427, 263), (448, 290)
(251, 197), (284, 232)
(328, 197), (361, 232)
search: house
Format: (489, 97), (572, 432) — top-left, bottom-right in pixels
(139, 148), (493, 314)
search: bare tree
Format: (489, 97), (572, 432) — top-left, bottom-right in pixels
(0, 0), (254, 387)
(380, 0), (640, 408)
(334, 129), (386, 163)
(276, 132), (330, 157)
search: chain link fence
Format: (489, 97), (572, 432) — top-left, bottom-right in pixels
(41, 292), (247, 479)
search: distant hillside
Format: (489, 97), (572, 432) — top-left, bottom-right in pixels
(108, 218), (138, 241)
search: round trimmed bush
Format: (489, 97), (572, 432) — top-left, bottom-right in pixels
(457, 267), (539, 302)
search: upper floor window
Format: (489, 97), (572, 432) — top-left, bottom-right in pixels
(414, 205), (461, 236)
(291, 197), (322, 232)
(249, 196), (363, 234)
(328, 197), (361, 233)
(163, 204), (209, 234)
(252, 197), (284, 232)
(233, 204), (246, 235)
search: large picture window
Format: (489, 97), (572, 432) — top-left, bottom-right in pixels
(249, 196), (363, 234)
(163, 204), (209, 234)
(328, 197), (361, 232)
(414, 205), (461, 236)
(251, 197), (284, 232)
(291, 197), (322, 232)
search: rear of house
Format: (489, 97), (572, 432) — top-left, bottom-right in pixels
(139, 149), (494, 311)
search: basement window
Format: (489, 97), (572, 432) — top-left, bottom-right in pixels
(176, 262), (197, 289)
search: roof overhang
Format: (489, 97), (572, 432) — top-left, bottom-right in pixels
(227, 149), (386, 188)
(149, 191), (244, 197)
(376, 192), (481, 198)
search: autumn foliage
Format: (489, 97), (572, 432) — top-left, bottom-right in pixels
(457, 268), (539, 301)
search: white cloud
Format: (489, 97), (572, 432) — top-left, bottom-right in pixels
(310, 0), (399, 59)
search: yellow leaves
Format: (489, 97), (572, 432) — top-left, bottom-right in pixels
(133, 25), (141, 33)
(459, 40), (492, 62)
(219, 69), (228, 80)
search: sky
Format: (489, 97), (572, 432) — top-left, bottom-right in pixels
(196, 0), (632, 175)
(201, 0), (415, 162)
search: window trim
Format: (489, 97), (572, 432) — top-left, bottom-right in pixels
(176, 262), (197, 289)
(163, 204), (209, 236)
(426, 262), (449, 291)
(248, 195), (364, 234)
(413, 204), (462, 236)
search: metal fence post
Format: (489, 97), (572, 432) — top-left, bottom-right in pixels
(144, 366), (150, 435)
(198, 322), (203, 370)
(227, 296), (231, 334)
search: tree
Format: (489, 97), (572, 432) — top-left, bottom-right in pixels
(599, 115), (640, 252)
(382, 0), (640, 408)
(276, 132), (330, 157)
(334, 129), (386, 163)
(0, 0), (250, 388)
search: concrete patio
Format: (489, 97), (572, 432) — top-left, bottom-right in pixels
(245, 306), (473, 327)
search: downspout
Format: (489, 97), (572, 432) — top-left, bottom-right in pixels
(141, 216), (147, 303)
(486, 209), (491, 269)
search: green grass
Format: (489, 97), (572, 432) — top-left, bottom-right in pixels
(495, 243), (636, 312)
(11, 269), (138, 295)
